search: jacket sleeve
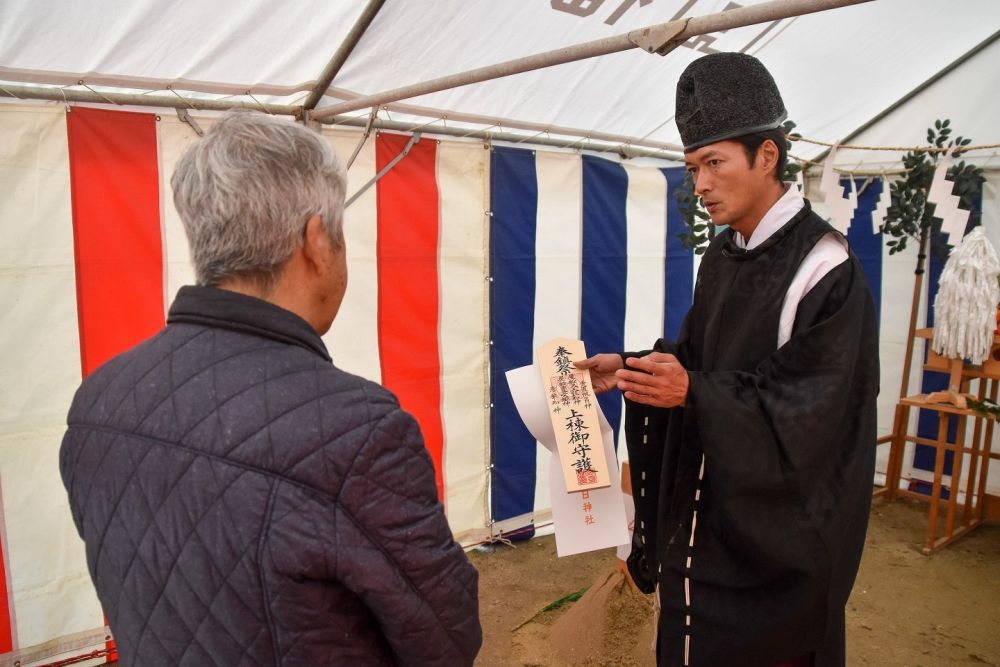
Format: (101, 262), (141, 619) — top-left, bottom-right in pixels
(335, 406), (482, 667)
(622, 331), (689, 594)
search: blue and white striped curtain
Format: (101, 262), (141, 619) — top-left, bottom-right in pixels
(489, 147), (694, 525)
(487, 153), (990, 528)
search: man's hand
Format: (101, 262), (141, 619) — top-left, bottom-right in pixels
(574, 354), (624, 395)
(616, 352), (688, 408)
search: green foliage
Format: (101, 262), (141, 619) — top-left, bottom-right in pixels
(676, 171), (713, 255)
(966, 397), (1000, 423)
(676, 120), (801, 254)
(540, 588), (586, 613)
(882, 119), (985, 256)
(512, 587), (588, 630)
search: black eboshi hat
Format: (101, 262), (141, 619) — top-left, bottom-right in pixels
(675, 52), (787, 152)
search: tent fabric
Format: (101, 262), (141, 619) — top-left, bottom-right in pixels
(66, 107), (164, 377)
(1, 1), (998, 161)
(324, 130), (492, 533)
(375, 134), (447, 499)
(0, 106), (105, 664)
(0, 106), (491, 664)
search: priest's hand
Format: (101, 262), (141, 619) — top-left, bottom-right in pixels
(574, 353), (624, 395)
(616, 353), (688, 408)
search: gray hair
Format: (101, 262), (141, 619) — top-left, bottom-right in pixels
(171, 110), (347, 291)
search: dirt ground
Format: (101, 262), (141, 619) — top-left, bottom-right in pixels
(469, 498), (1000, 666)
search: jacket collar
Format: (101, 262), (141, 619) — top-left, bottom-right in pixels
(167, 285), (332, 362)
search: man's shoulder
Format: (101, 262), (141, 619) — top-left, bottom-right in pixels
(314, 363), (402, 423)
(67, 320), (403, 458)
(796, 201), (839, 238)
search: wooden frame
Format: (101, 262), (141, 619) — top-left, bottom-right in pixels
(878, 329), (999, 554)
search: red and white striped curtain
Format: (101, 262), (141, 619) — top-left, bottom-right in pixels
(0, 105), (493, 665)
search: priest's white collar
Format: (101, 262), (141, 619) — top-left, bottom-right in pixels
(732, 183), (805, 250)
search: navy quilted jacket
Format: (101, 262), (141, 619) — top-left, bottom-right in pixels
(60, 286), (482, 666)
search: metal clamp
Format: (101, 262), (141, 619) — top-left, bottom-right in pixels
(627, 18), (689, 55)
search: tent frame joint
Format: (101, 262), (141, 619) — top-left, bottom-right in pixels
(176, 109), (204, 137)
(627, 18), (689, 55)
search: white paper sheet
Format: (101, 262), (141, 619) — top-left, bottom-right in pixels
(505, 364), (630, 557)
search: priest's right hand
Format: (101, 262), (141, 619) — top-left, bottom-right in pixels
(574, 353), (624, 395)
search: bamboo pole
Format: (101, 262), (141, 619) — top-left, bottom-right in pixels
(899, 227), (931, 399)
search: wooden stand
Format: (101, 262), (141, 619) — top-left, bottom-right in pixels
(879, 329), (1000, 554)
(924, 356), (972, 408)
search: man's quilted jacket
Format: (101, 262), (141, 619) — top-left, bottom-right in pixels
(60, 286), (482, 666)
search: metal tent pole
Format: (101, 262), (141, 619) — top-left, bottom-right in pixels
(0, 84), (685, 160)
(309, 0), (872, 122)
(0, 83), (296, 115)
(302, 0), (387, 112)
(341, 98), (685, 152)
(331, 116), (686, 161)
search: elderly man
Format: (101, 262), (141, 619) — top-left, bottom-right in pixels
(60, 111), (481, 666)
(578, 53), (878, 666)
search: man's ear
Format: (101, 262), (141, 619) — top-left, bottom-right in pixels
(756, 139), (780, 178)
(301, 215), (330, 275)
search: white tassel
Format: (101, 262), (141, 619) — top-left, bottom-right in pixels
(932, 227), (1000, 365)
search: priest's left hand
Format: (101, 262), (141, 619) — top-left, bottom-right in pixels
(616, 352), (688, 408)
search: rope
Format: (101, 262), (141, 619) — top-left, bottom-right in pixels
(246, 91), (273, 115)
(38, 648), (116, 667)
(458, 121), (500, 139)
(788, 147), (1000, 177)
(403, 114), (448, 134)
(166, 85), (197, 110)
(79, 81), (119, 106)
(793, 135), (1000, 153)
(465, 520), (556, 550)
(512, 129), (551, 145)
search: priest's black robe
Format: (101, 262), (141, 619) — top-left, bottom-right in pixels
(624, 204), (879, 667)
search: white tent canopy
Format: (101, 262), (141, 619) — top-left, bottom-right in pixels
(2, 0), (998, 162)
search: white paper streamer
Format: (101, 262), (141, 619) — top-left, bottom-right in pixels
(872, 176), (892, 235)
(818, 147), (859, 233)
(927, 155), (971, 247)
(850, 176), (860, 228)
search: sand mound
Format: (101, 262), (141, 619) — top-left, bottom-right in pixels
(513, 568), (656, 666)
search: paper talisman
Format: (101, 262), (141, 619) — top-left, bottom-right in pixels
(536, 337), (611, 492)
